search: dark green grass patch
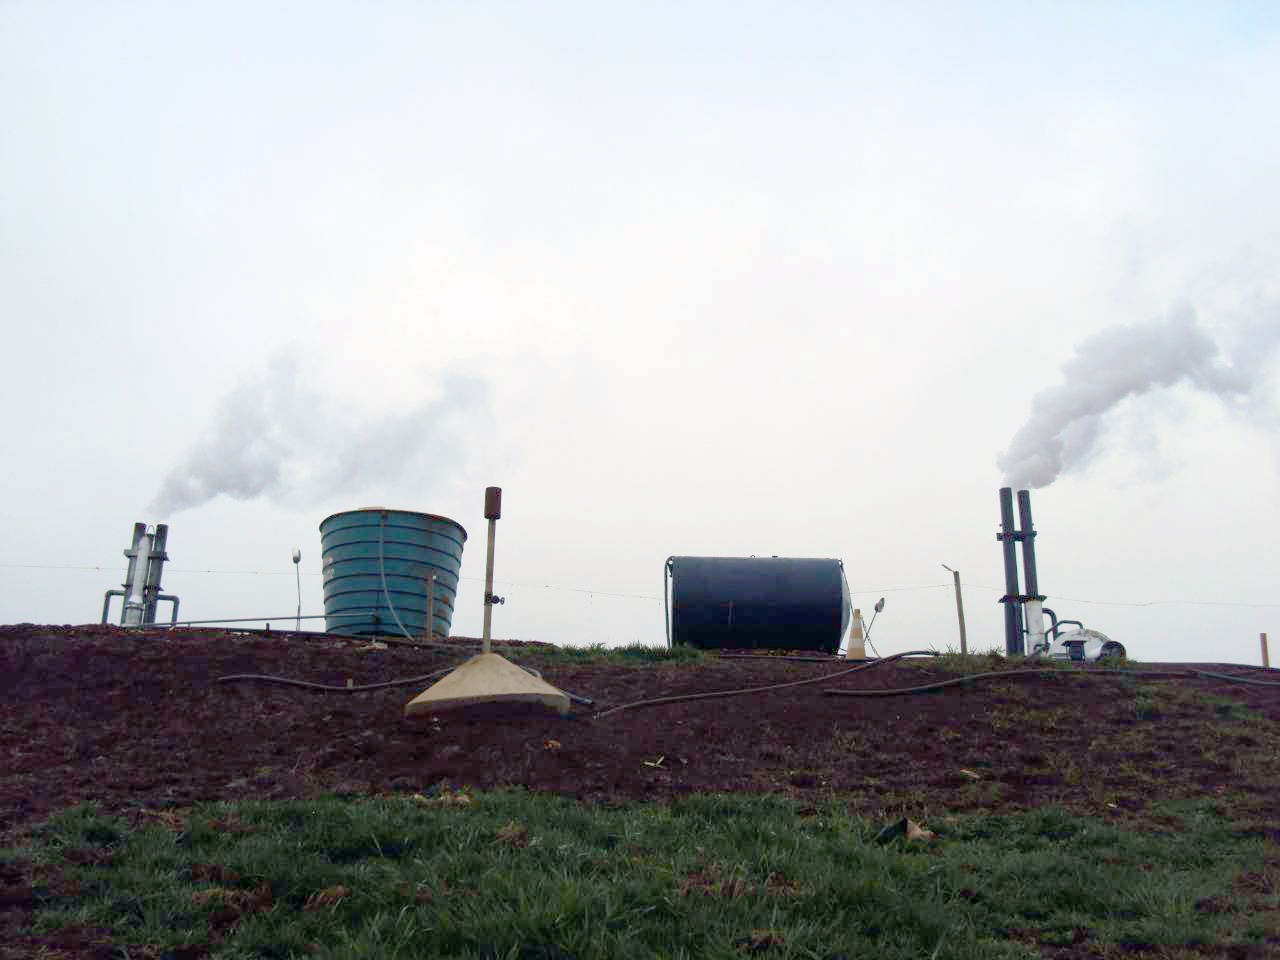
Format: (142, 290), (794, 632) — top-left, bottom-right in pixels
(5, 790), (1275, 959)
(520, 641), (712, 666)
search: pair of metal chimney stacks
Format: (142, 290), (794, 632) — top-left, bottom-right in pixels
(102, 523), (180, 627)
(997, 488), (1043, 656)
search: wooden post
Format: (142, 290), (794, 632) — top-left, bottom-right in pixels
(943, 565), (967, 654)
(1262, 632), (1270, 669)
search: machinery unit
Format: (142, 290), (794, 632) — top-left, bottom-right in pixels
(102, 523), (180, 627)
(665, 555), (851, 654)
(1043, 623), (1126, 662)
(997, 487), (1125, 661)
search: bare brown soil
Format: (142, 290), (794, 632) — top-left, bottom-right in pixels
(4, 624), (1280, 832)
(2, 624), (1279, 957)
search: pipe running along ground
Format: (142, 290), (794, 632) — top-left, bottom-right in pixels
(592, 655), (1280, 718)
(214, 655), (1277, 710)
(592, 650), (941, 719)
(822, 666), (1280, 697)
(215, 667), (595, 706)
(215, 668), (455, 693)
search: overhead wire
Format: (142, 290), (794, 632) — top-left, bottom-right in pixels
(7, 558), (1280, 609)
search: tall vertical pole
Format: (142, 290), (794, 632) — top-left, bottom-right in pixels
(482, 487), (502, 656)
(1263, 632), (1271, 669)
(293, 549), (302, 633)
(943, 565), (968, 654)
(998, 488), (1022, 655)
(1017, 490), (1045, 655)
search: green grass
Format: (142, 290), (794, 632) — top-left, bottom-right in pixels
(927, 648), (1016, 674)
(6, 789), (1275, 959)
(520, 641), (712, 665)
(926, 649), (1106, 676)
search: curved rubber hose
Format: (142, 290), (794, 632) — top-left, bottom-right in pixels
(216, 667), (454, 693)
(1187, 669), (1280, 687)
(717, 653), (851, 663)
(823, 665), (1280, 697)
(592, 650), (939, 719)
(823, 667), (1070, 696)
(215, 663), (595, 706)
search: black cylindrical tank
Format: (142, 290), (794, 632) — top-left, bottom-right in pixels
(667, 556), (851, 653)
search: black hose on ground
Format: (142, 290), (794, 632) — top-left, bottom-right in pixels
(215, 668), (455, 693)
(592, 650), (940, 719)
(213, 655), (1277, 711)
(822, 665), (1280, 697)
(591, 653), (1280, 716)
(716, 653), (849, 663)
(824, 667), (1081, 696)
(1182, 669), (1280, 687)
(215, 663), (596, 706)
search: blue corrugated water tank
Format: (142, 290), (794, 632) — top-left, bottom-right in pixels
(320, 508), (467, 638)
(667, 556), (851, 653)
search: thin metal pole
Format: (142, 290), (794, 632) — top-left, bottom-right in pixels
(294, 556), (302, 632)
(482, 517), (496, 655)
(1263, 632), (1270, 669)
(481, 487), (502, 656)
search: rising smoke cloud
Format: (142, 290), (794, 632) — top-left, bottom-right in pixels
(149, 354), (492, 516)
(997, 303), (1278, 490)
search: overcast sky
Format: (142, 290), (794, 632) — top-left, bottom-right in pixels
(3, 2), (1278, 665)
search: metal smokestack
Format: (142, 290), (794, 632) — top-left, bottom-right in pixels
(997, 488), (1023, 655)
(1017, 491), (1046, 654)
(142, 524), (170, 624)
(102, 522), (180, 627)
(995, 488), (1126, 662)
(997, 488), (1045, 656)
(122, 524), (152, 627)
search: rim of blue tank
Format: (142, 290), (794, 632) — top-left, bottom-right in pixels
(319, 507), (468, 542)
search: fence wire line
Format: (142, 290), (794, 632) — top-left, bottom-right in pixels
(5, 562), (1280, 610)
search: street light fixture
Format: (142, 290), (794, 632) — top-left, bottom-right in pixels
(292, 549), (302, 633)
(941, 564), (967, 654)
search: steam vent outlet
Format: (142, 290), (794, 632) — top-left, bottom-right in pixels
(320, 508), (467, 638)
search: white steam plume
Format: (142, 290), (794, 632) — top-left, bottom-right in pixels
(150, 355), (492, 516)
(998, 303), (1278, 490)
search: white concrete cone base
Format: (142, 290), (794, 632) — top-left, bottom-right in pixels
(403, 653), (570, 717)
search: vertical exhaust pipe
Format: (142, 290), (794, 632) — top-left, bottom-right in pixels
(121, 523), (151, 627)
(997, 488), (1048, 657)
(997, 488), (1023, 655)
(142, 524), (169, 625)
(103, 522), (181, 627)
(1017, 491), (1046, 655)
